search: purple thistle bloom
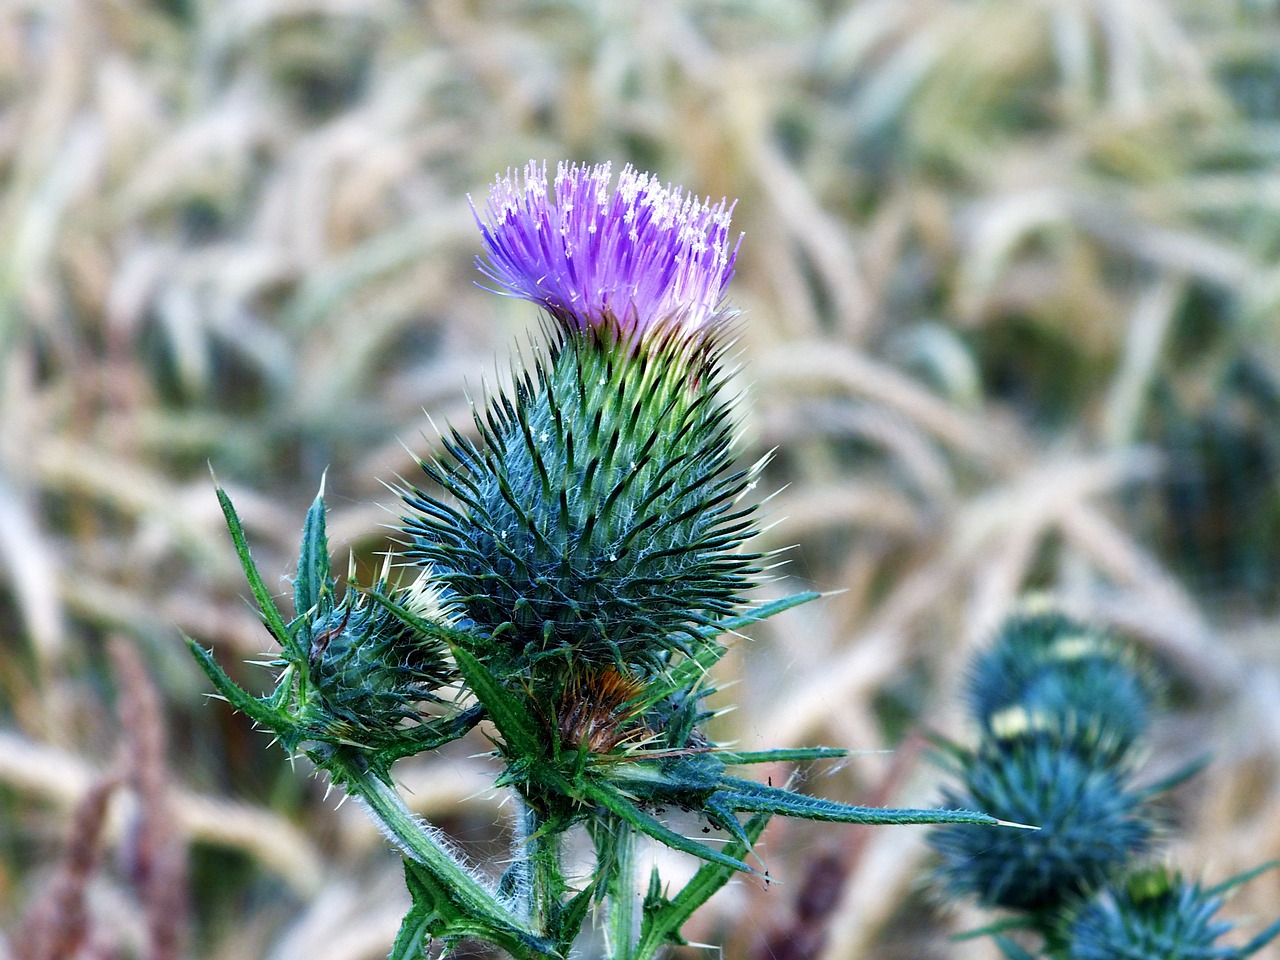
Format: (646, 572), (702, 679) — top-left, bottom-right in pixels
(470, 161), (741, 339)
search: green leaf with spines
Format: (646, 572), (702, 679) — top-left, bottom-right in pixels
(992, 935), (1040, 960)
(451, 645), (545, 761)
(715, 775), (1001, 827)
(633, 811), (772, 960)
(295, 485), (332, 621)
(186, 638), (302, 750)
(581, 780), (755, 876)
(713, 747), (848, 765)
(394, 855), (560, 960)
(215, 485), (303, 662)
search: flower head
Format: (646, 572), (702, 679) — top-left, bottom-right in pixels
(471, 161), (741, 338)
(929, 732), (1154, 911)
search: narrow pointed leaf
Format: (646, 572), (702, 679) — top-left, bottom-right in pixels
(556, 879), (599, 953)
(1135, 754), (1211, 800)
(992, 935), (1039, 960)
(950, 916), (1036, 942)
(216, 486), (302, 661)
(716, 775), (1001, 827)
(1205, 859), (1280, 898)
(1241, 917), (1280, 957)
(390, 865), (438, 960)
(715, 747), (848, 765)
(379, 705), (487, 765)
(634, 812), (772, 960)
(704, 795), (758, 855)
(295, 489), (330, 620)
(186, 638), (289, 734)
(450, 644), (543, 759)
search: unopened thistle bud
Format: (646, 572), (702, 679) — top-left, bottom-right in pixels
(1065, 866), (1280, 960)
(930, 732), (1153, 912)
(307, 575), (455, 738)
(966, 608), (1154, 758)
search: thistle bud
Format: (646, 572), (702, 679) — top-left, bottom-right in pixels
(1065, 867), (1280, 960)
(929, 732), (1153, 912)
(291, 494), (456, 747)
(306, 578), (455, 739)
(965, 609), (1154, 758)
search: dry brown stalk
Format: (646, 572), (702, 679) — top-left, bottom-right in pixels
(11, 773), (119, 960)
(108, 637), (188, 960)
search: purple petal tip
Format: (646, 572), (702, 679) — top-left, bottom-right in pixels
(472, 161), (741, 338)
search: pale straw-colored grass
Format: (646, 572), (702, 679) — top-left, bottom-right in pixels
(2, 1), (1279, 957)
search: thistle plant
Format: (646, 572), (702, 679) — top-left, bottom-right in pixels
(929, 603), (1280, 960)
(190, 161), (1008, 959)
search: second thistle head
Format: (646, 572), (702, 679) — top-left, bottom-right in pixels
(966, 607), (1156, 758)
(405, 162), (760, 674)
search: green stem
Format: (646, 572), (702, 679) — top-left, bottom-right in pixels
(515, 798), (567, 938)
(606, 822), (637, 960)
(325, 747), (550, 956)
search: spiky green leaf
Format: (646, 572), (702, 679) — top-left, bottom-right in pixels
(716, 775), (1001, 827)
(215, 486), (302, 662)
(295, 486), (331, 621)
(185, 638), (296, 743)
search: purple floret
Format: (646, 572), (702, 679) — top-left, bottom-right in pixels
(471, 161), (741, 338)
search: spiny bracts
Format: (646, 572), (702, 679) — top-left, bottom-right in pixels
(966, 608), (1154, 758)
(305, 576), (456, 739)
(930, 732), (1153, 912)
(1065, 866), (1280, 960)
(403, 319), (760, 673)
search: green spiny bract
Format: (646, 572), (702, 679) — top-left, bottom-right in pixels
(404, 321), (760, 673)
(304, 577), (457, 743)
(966, 610), (1154, 758)
(929, 733), (1153, 912)
(1064, 867), (1280, 960)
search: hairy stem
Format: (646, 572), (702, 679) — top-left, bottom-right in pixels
(605, 821), (637, 960)
(325, 747), (549, 955)
(516, 798), (567, 938)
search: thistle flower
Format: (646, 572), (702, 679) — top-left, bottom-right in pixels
(408, 164), (758, 673)
(193, 165), (1012, 960)
(471, 161), (740, 339)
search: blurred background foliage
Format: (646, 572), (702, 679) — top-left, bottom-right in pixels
(3, 0), (1280, 957)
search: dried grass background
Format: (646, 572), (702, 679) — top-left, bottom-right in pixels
(3, 1), (1280, 958)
